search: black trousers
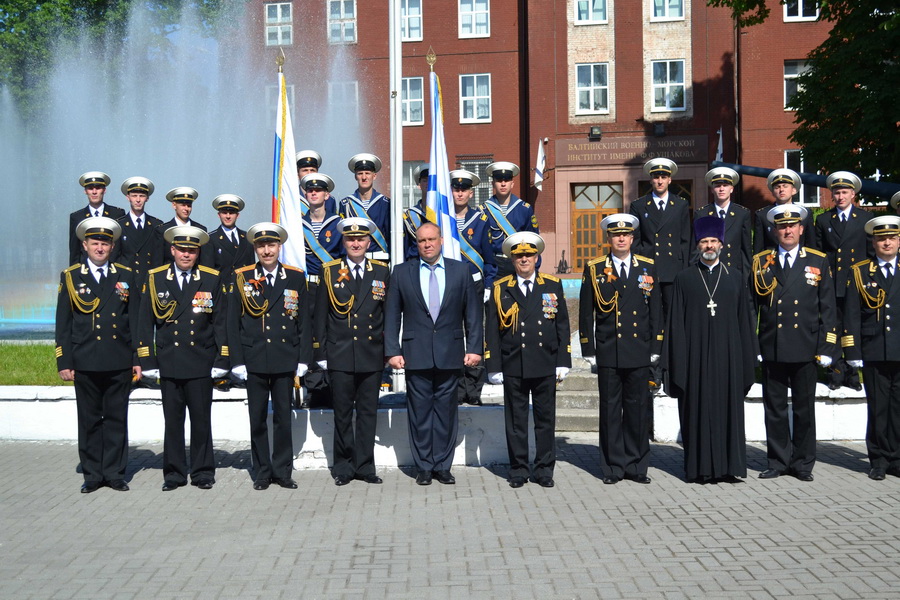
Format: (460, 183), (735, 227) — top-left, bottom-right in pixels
(861, 361), (900, 469)
(761, 361), (818, 473)
(74, 369), (132, 482)
(405, 369), (459, 472)
(457, 365), (485, 404)
(247, 371), (295, 481)
(160, 376), (215, 484)
(596, 366), (651, 479)
(330, 369), (381, 478)
(503, 374), (557, 479)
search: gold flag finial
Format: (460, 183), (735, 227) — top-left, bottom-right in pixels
(426, 46), (437, 71)
(276, 48), (285, 73)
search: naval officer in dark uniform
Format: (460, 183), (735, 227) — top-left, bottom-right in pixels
(204, 194), (254, 283)
(68, 172), (125, 265)
(157, 187), (207, 267)
(56, 217), (139, 493)
(314, 218), (389, 486)
(753, 168), (816, 254)
(228, 222), (311, 490)
(112, 176), (164, 282)
(694, 167), (752, 274)
(486, 232), (570, 488)
(137, 225), (229, 491)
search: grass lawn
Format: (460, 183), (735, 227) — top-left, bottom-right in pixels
(0, 343), (70, 386)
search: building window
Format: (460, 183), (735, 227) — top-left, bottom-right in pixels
(329, 0), (356, 44)
(459, 74), (491, 123)
(784, 60), (811, 108)
(459, 0), (490, 38)
(456, 155), (493, 206)
(651, 60), (685, 111)
(402, 77), (424, 126)
(265, 3), (292, 46)
(576, 63), (609, 114)
(266, 84), (295, 127)
(575, 0), (607, 23)
(328, 80), (359, 126)
(785, 150), (819, 206)
(784, 0), (819, 21)
(401, 0), (423, 41)
(652, 0), (684, 20)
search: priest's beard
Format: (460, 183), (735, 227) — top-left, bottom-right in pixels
(702, 249), (721, 261)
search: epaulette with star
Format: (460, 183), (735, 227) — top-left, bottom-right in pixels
(283, 264), (305, 273)
(803, 247), (826, 258)
(370, 259), (389, 267)
(635, 255), (655, 264)
(198, 265), (220, 276)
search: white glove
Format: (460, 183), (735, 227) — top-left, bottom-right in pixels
(757, 355), (763, 363)
(231, 364), (248, 381)
(142, 369), (160, 380)
(211, 368), (228, 378)
(650, 354), (660, 366)
(584, 356), (597, 367)
(556, 367), (569, 381)
(317, 360), (328, 371)
(483, 289), (491, 303)
(848, 360), (863, 369)
(296, 363), (309, 377)
(488, 372), (504, 385)
(817, 355), (833, 368)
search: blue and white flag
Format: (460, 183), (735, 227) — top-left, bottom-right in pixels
(715, 127), (724, 163)
(272, 70), (305, 271)
(534, 139), (546, 191)
(425, 71), (460, 261)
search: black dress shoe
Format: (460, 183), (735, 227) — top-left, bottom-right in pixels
(886, 465), (900, 478)
(433, 470), (456, 485)
(415, 471), (432, 486)
(508, 476), (526, 488)
(193, 479), (214, 490)
(794, 471), (814, 482)
(107, 479), (129, 491)
(357, 474), (383, 484)
(869, 468), (886, 481)
(758, 468), (784, 479)
(717, 475), (744, 484)
(849, 382), (862, 392)
(536, 476), (555, 488)
(601, 476), (619, 485)
(273, 477), (298, 489)
(334, 474), (353, 486)
(81, 481), (102, 494)
(253, 479), (271, 490)
(626, 474), (651, 484)
(162, 481), (185, 492)
(827, 381), (840, 391)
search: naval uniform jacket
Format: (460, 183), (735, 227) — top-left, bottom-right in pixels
(205, 226), (255, 283)
(338, 190), (392, 255)
(68, 204), (126, 265)
(137, 263), (229, 378)
(112, 213), (165, 279)
(628, 193), (691, 284)
(753, 204), (816, 254)
(155, 218), (208, 269)
(694, 203), (752, 273)
(402, 203), (427, 261)
(227, 262), (311, 374)
(55, 262), (138, 372)
(578, 254), (662, 368)
(482, 194), (539, 256)
(458, 207), (497, 290)
(485, 273), (571, 378)
(313, 258), (390, 373)
(843, 259), (900, 362)
(814, 206), (874, 298)
(751, 247), (838, 362)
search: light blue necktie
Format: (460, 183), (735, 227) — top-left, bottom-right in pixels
(427, 264), (440, 322)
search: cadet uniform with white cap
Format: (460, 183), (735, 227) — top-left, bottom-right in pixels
(402, 164), (429, 261)
(814, 171), (873, 390)
(579, 214), (661, 485)
(296, 150), (338, 214)
(56, 217), (138, 493)
(137, 225), (229, 491)
(694, 167), (752, 274)
(754, 168), (816, 254)
(112, 176), (165, 281)
(843, 215), (900, 480)
(301, 173), (344, 280)
(313, 217), (390, 486)
(157, 187), (207, 268)
(482, 161), (540, 278)
(205, 194), (254, 284)
(228, 223), (311, 490)
(486, 232), (570, 488)
(339, 153), (391, 261)
(68, 171), (126, 265)
(751, 204), (837, 482)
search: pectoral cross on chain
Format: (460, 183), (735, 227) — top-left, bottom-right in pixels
(707, 299), (717, 316)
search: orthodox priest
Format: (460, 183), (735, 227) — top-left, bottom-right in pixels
(663, 215), (757, 483)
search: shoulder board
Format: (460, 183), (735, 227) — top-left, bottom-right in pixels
(494, 275), (515, 287)
(524, 202), (532, 208)
(732, 203), (750, 213)
(198, 265), (220, 276)
(112, 263), (132, 271)
(753, 249), (773, 259)
(540, 273), (560, 282)
(804, 248), (826, 258)
(851, 259), (871, 270)
(235, 265), (255, 273)
(283, 265), (304, 273)
(635, 255), (655, 264)
(148, 264), (169, 275)
(322, 259), (342, 269)
(587, 256), (605, 266)
(64, 264), (80, 273)
(370, 259), (388, 267)
(479, 213), (487, 221)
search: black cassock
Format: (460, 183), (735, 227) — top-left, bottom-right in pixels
(663, 263), (757, 481)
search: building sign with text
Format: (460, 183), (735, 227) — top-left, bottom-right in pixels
(557, 135), (708, 167)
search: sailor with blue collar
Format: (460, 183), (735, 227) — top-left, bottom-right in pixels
(450, 169), (497, 299)
(301, 173), (344, 282)
(339, 153), (391, 262)
(482, 161), (539, 277)
(403, 164), (429, 261)
(296, 150), (337, 214)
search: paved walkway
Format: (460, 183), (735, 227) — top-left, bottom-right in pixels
(1, 437), (898, 599)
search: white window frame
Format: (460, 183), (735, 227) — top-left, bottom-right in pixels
(575, 63), (610, 115)
(401, 0), (423, 42)
(265, 84), (295, 127)
(402, 77), (424, 126)
(784, 150), (820, 207)
(783, 60), (811, 109)
(264, 2), (292, 47)
(328, 0), (357, 44)
(784, 0), (819, 22)
(574, 0), (608, 24)
(651, 59), (686, 112)
(459, 0), (490, 39)
(651, 0), (684, 21)
(459, 73), (492, 124)
(328, 80), (359, 126)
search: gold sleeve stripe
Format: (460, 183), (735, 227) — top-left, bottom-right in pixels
(137, 346), (150, 357)
(55, 347), (63, 358)
(826, 332), (837, 344)
(566, 345), (571, 353)
(841, 336), (854, 348)
(580, 337), (588, 344)
(220, 346), (229, 356)
(656, 335), (664, 341)
(313, 342), (320, 349)
(484, 351), (491, 359)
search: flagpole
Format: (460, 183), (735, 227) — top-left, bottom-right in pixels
(388, 0), (403, 268)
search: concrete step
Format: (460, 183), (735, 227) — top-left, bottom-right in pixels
(555, 390), (600, 410)
(556, 408), (598, 432)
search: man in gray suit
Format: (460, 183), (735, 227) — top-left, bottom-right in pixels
(385, 222), (483, 485)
